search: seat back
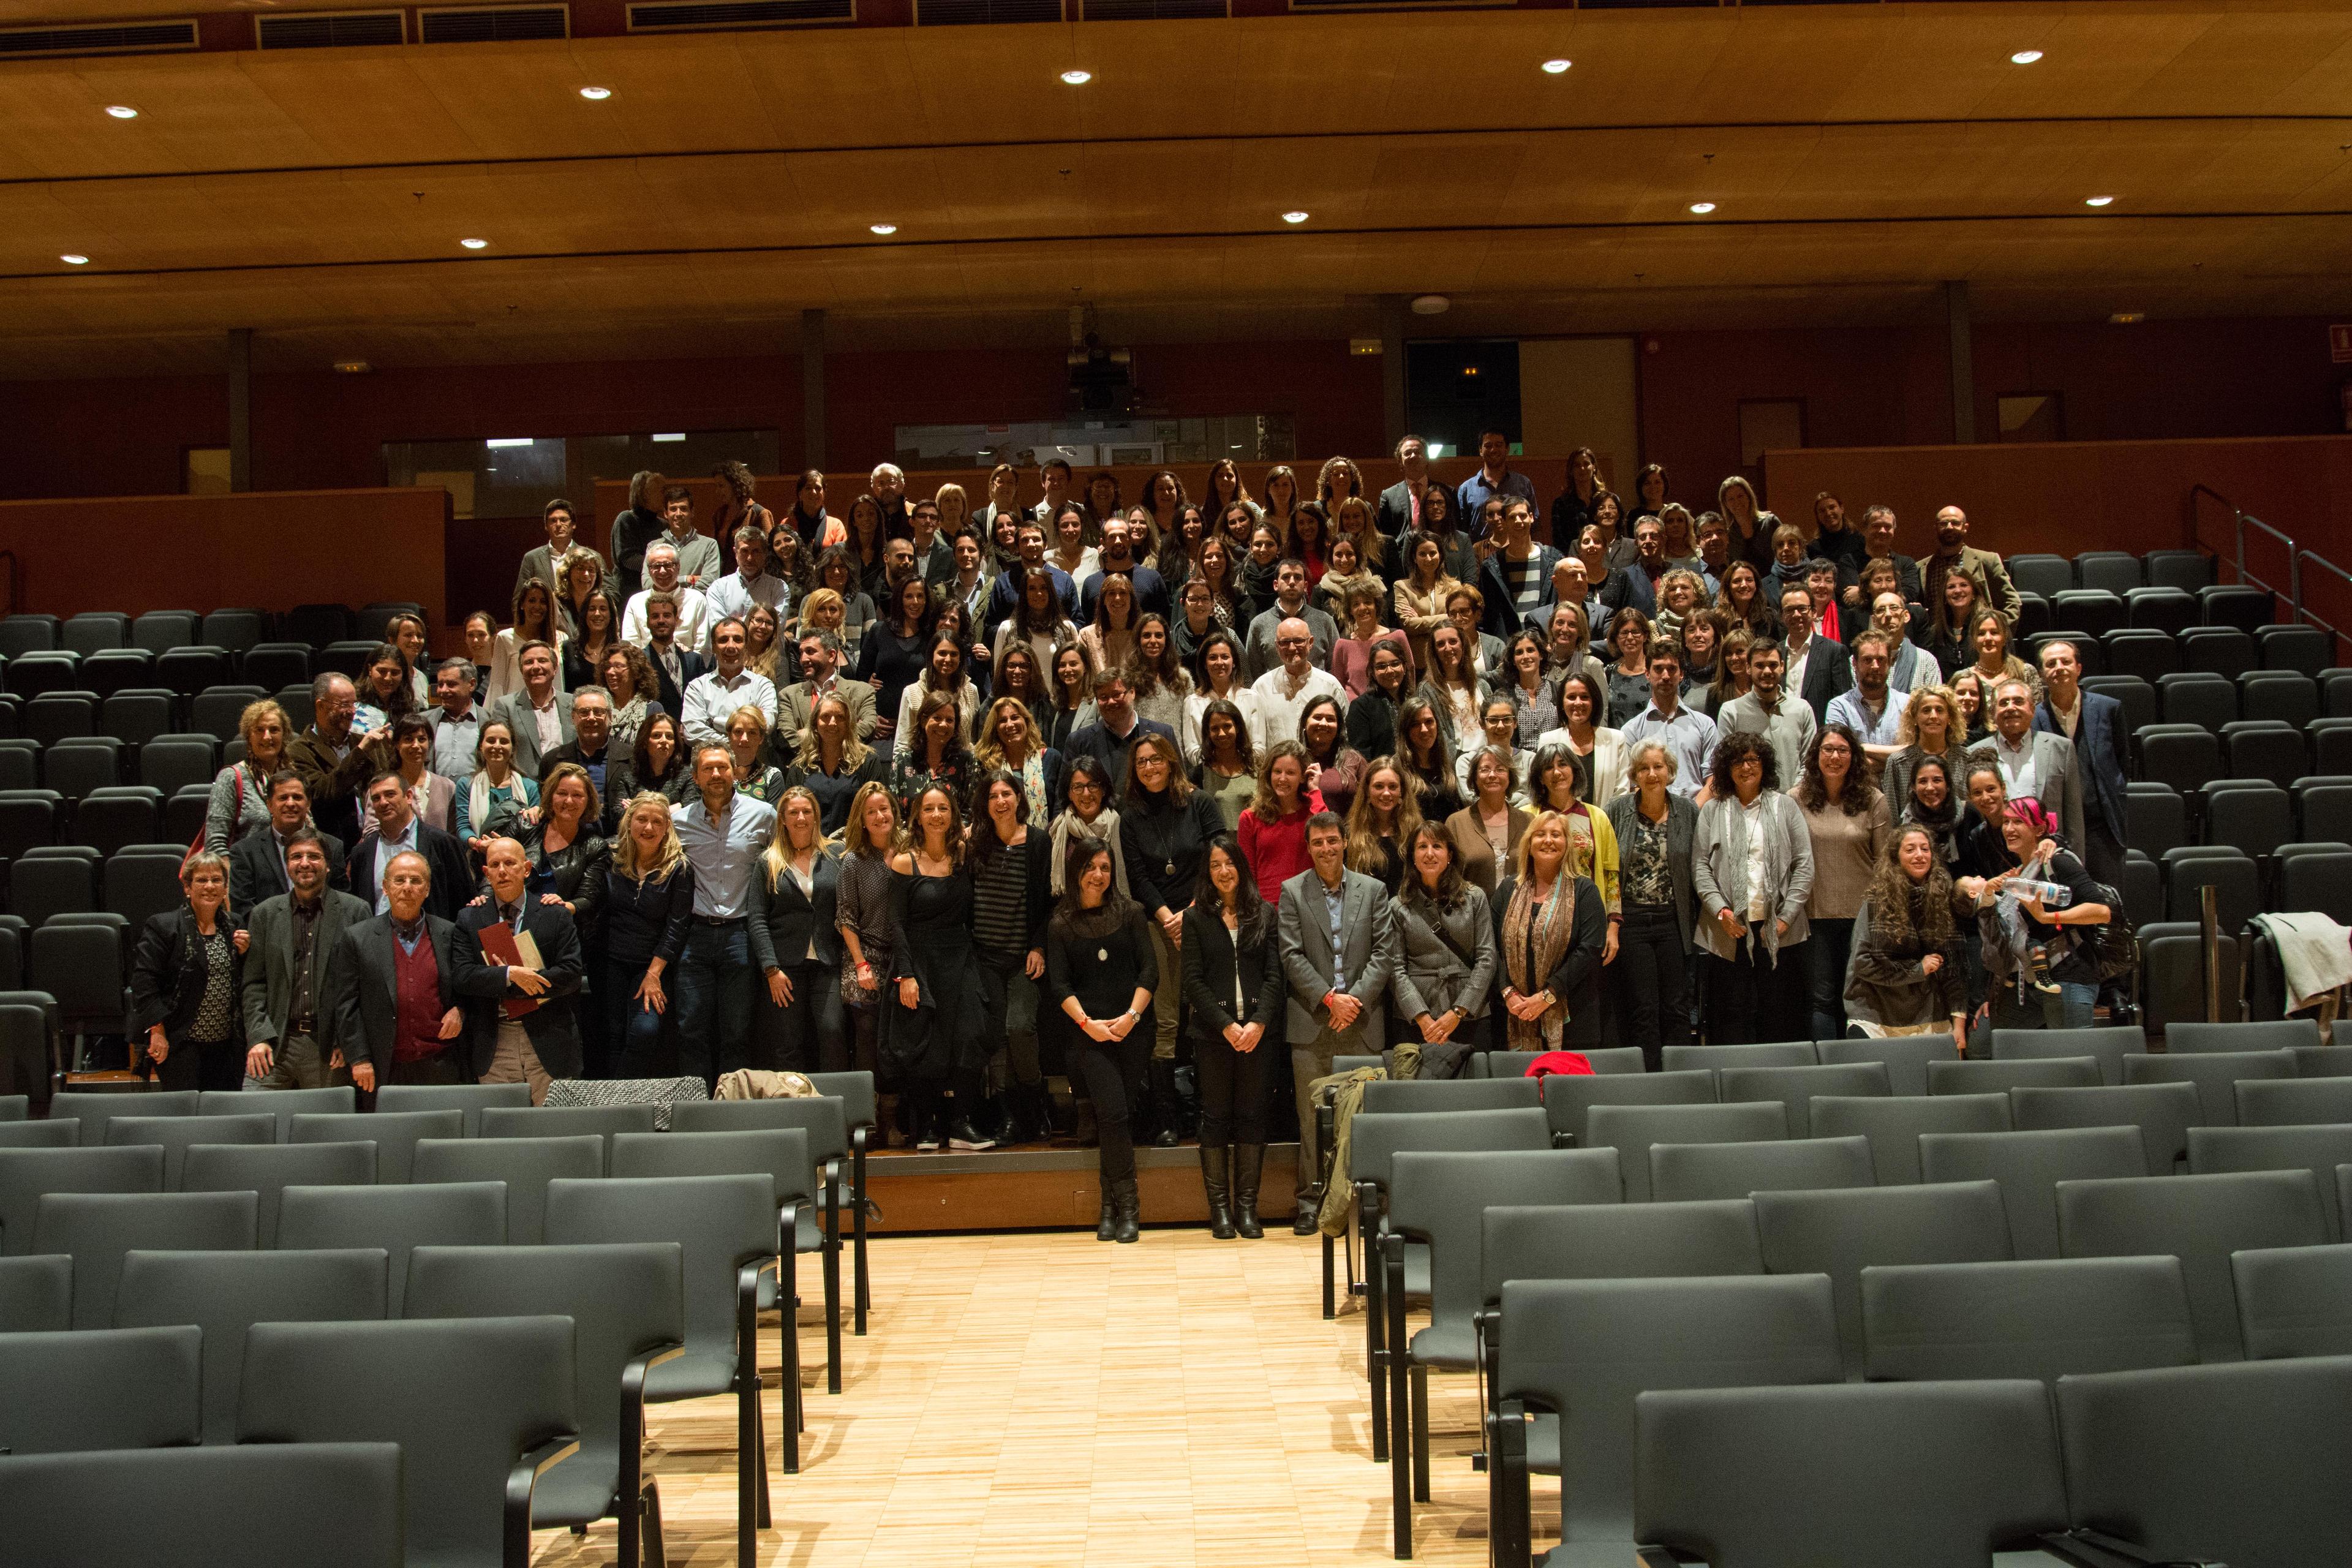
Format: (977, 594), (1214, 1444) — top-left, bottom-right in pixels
(1346, 1107), (1551, 1193)
(1716, 1061), (1890, 1138)
(1661, 1041), (1817, 1072)
(1357, 1077), (1542, 1117)
(2237, 1075), (2352, 1126)
(290, 1109), (462, 1183)
(481, 1102), (657, 1163)
(544, 1175), (775, 1381)
(47, 1089), (198, 1145)
(2123, 1048), (2295, 1125)
(236, 1316), (578, 1568)
(611, 1128), (814, 1213)
(181, 1140), (375, 1242)
(1927, 1057), (2101, 1095)
(0, 1144), (164, 1256)
(2056, 1357), (2352, 1568)
(1918, 1126), (2145, 1261)
(104, 1111), (273, 1187)
(1651, 1136), (1874, 1203)
(1811, 1094), (2011, 1186)
(2166, 1018), (2321, 1055)
(33, 1189), (258, 1327)
(1989, 1025), (2144, 1087)
(1815, 1035), (1959, 1098)
(2010, 1081), (2205, 1177)
(374, 1081), (532, 1137)
(1472, 1046), (1645, 1077)
(2188, 1126), (2352, 1241)
(115, 1249), (388, 1442)
(274, 1183), (505, 1314)
(1542, 1070), (1716, 1147)
(802, 1070), (878, 1130)
(0, 1444), (404, 1568)
(197, 1085), (355, 1139)
(1862, 1255), (2195, 1383)
(0, 1324), (202, 1453)
(1480, 1200), (1764, 1310)
(1498, 1275), (1842, 1546)
(1752, 1182), (2013, 1376)
(2231, 1242), (2352, 1359)
(413, 1136), (603, 1245)
(669, 1095), (853, 1165)
(2058, 1169), (2329, 1361)
(1585, 1101), (1786, 1203)
(1634, 1380), (2067, 1567)
(1387, 1149), (1620, 1344)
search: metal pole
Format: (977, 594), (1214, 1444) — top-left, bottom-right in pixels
(2199, 883), (2222, 1024)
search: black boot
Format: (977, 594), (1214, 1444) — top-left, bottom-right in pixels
(1232, 1145), (1265, 1239)
(998, 1087), (1035, 1147)
(1150, 1060), (1180, 1148)
(1200, 1145), (1235, 1240)
(1112, 1177), (1141, 1243)
(1293, 1183), (1321, 1236)
(1096, 1183), (1117, 1242)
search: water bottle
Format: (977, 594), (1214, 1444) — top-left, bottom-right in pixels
(2002, 876), (2073, 908)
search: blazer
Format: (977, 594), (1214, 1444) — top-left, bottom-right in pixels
(1388, 884), (1498, 1025)
(360, 769), (456, 839)
(285, 725), (374, 847)
(228, 827), (347, 916)
(453, 900), (587, 1082)
(486, 690), (576, 780)
(1474, 546), (1563, 642)
(345, 821), (475, 924)
(1276, 867), (1398, 1047)
(1604, 791), (1700, 954)
(1924, 544), (2022, 625)
(322, 911), (464, 1068)
(239, 888), (372, 1046)
(1444, 803), (1531, 898)
(1967, 729), (2088, 857)
(2037, 692), (2127, 841)
(776, 679), (879, 745)
(514, 820), (608, 946)
(1787, 635), (1856, 724)
(643, 644), (709, 718)
(1375, 480), (1423, 541)
(747, 845), (846, 972)
(1689, 790), (1816, 964)
(129, 907), (246, 1047)
(1179, 903), (1287, 1046)
(1489, 874), (1607, 1046)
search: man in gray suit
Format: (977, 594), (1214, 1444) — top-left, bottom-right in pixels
(1278, 812), (1396, 1233)
(486, 640), (574, 779)
(774, 627), (877, 745)
(240, 827), (372, 1090)
(1971, 676), (2086, 852)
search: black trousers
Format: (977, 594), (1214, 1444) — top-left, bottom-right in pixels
(147, 1036), (246, 1093)
(1703, 923), (1809, 1044)
(1074, 1035), (1150, 1184)
(1613, 904), (1692, 1068)
(751, 959), (848, 1073)
(1194, 1031), (1274, 1149)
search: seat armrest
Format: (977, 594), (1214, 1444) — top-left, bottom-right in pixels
(504, 1434), (583, 1568)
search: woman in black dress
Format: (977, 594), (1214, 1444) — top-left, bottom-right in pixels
(749, 786), (845, 1072)
(885, 783), (995, 1151)
(601, 791), (695, 1079)
(1180, 834), (1285, 1239)
(968, 771), (1055, 1143)
(128, 850), (247, 1091)
(1119, 730), (1227, 1147)
(1048, 839), (1160, 1243)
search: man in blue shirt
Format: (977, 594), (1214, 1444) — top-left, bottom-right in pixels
(669, 744), (776, 1088)
(1454, 429), (1537, 539)
(1620, 644), (1719, 800)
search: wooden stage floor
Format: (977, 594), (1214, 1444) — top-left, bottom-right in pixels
(529, 1225), (1509, 1567)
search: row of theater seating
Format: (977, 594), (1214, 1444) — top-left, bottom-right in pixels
(0, 603), (425, 660)
(1329, 1027), (2352, 1560)
(2010, 548), (2215, 597)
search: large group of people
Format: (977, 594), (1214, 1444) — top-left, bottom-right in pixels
(128, 436), (2130, 1240)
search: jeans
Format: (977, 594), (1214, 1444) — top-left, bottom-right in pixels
(674, 919), (755, 1088)
(980, 951), (1042, 1088)
(1702, 924), (1809, 1044)
(604, 958), (673, 1080)
(1969, 977), (2099, 1054)
(1612, 904), (1692, 1069)
(1807, 918), (1856, 1043)
(1195, 1030), (1273, 1150)
(753, 958), (847, 1072)
(1074, 1036), (1149, 1183)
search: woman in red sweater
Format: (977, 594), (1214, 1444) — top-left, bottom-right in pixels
(1236, 741), (1326, 904)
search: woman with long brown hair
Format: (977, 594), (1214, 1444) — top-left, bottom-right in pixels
(886, 782), (995, 1151)
(1343, 757), (1422, 895)
(1845, 824), (1970, 1050)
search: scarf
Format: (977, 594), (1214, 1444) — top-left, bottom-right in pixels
(1501, 875), (1577, 1050)
(467, 770), (516, 840)
(1050, 809), (1128, 897)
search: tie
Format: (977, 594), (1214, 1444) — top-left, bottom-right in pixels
(503, 902), (524, 932)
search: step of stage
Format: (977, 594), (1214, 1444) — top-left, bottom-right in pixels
(865, 1141), (1306, 1232)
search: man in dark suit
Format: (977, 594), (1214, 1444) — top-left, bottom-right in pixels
(322, 847), (469, 1091)
(240, 827), (371, 1090)
(1277, 813), (1396, 1232)
(228, 771), (347, 916)
(775, 627), (878, 746)
(1061, 672), (1175, 797)
(2036, 639), (2128, 891)
(453, 836), (586, 1101)
(1374, 434), (1432, 540)
(346, 772), (473, 922)
(1776, 584), (1854, 725)
(637, 594), (708, 716)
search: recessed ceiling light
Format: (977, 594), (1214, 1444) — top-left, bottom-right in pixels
(2084, 195), (2114, 208)
(2109, 312), (2146, 325)
(1540, 59), (1571, 75)
(1688, 202), (1716, 214)
(2010, 49), (2043, 64)
(1060, 69), (1091, 85)
(578, 86), (611, 100)
(1281, 210), (1310, 224)
(460, 237), (489, 249)
(869, 223), (897, 236)
(59, 254), (88, 265)
(1411, 294), (1450, 316)
(105, 105), (138, 119)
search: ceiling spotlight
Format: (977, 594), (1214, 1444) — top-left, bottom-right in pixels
(1411, 294), (1451, 316)
(1281, 210), (1310, 224)
(60, 254), (88, 265)
(1060, 69), (1091, 85)
(1540, 59), (1571, 75)
(460, 237), (489, 249)
(578, 86), (611, 100)
(1688, 202), (1716, 214)
(105, 105), (138, 119)
(333, 359), (372, 374)
(2010, 49), (2043, 64)
(2084, 195), (2114, 207)
(2109, 312), (2146, 325)
(869, 223), (897, 236)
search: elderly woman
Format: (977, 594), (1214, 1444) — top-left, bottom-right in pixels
(1690, 729), (1815, 1044)
(206, 698), (292, 853)
(129, 851), (248, 1091)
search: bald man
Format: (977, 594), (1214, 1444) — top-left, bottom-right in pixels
(453, 835), (585, 1103)
(1250, 616), (1346, 747)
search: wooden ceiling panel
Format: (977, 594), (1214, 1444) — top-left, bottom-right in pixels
(230, 53), (487, 167)
(928, 141), (1091, 239)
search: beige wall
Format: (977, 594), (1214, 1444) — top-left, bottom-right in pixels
(1520, 337), (1641, 492)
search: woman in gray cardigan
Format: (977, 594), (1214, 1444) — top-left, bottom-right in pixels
(1689, 728), (1815, 1044)
(1605, 739), (1699, 1068)
(1389, 823), (1498, 1066)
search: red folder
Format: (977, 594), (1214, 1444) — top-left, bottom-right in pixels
(477, 921), (545, 1020)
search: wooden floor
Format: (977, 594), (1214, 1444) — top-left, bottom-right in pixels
(530, 1224), (1510, 1567)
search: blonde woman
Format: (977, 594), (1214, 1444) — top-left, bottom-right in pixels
(935, 481), (972, 541)
(835, 781), (902, 1105)
(1330, 493), (1385, 578)
(605, 791), (692, 1077)
(974, 693), (1064, 825)
(1883, 684), (1970, 819)
(726, 704), (787, 802)
(207, 698), (292, 853)
(1343, 758), (1422, 895)
(1491, 809), (1607, 1049)
(750, 785), (845, 1071)
(785, 690), (887, 836)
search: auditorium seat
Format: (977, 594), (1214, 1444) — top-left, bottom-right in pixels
(2179, 625), (2257, 679)
(129, 611), (198, 655)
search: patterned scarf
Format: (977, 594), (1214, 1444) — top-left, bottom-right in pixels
(1501, 875), (1577, 1050)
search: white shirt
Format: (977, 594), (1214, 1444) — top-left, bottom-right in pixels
(622, 585), (710, 652)
(1742, 795), (1770, 923)
(682, 667), (779, 752)
(703, 573), (790, 647)
(1785, 630), (1814, 703)
(1248, 665), (1346, 748)
(1181, 687), (1265, 764)
(527, 692), (564, 753)
(1991, 729), (2041, 802)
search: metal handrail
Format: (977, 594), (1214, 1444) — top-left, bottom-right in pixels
(2185, 482), (2352, 658)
